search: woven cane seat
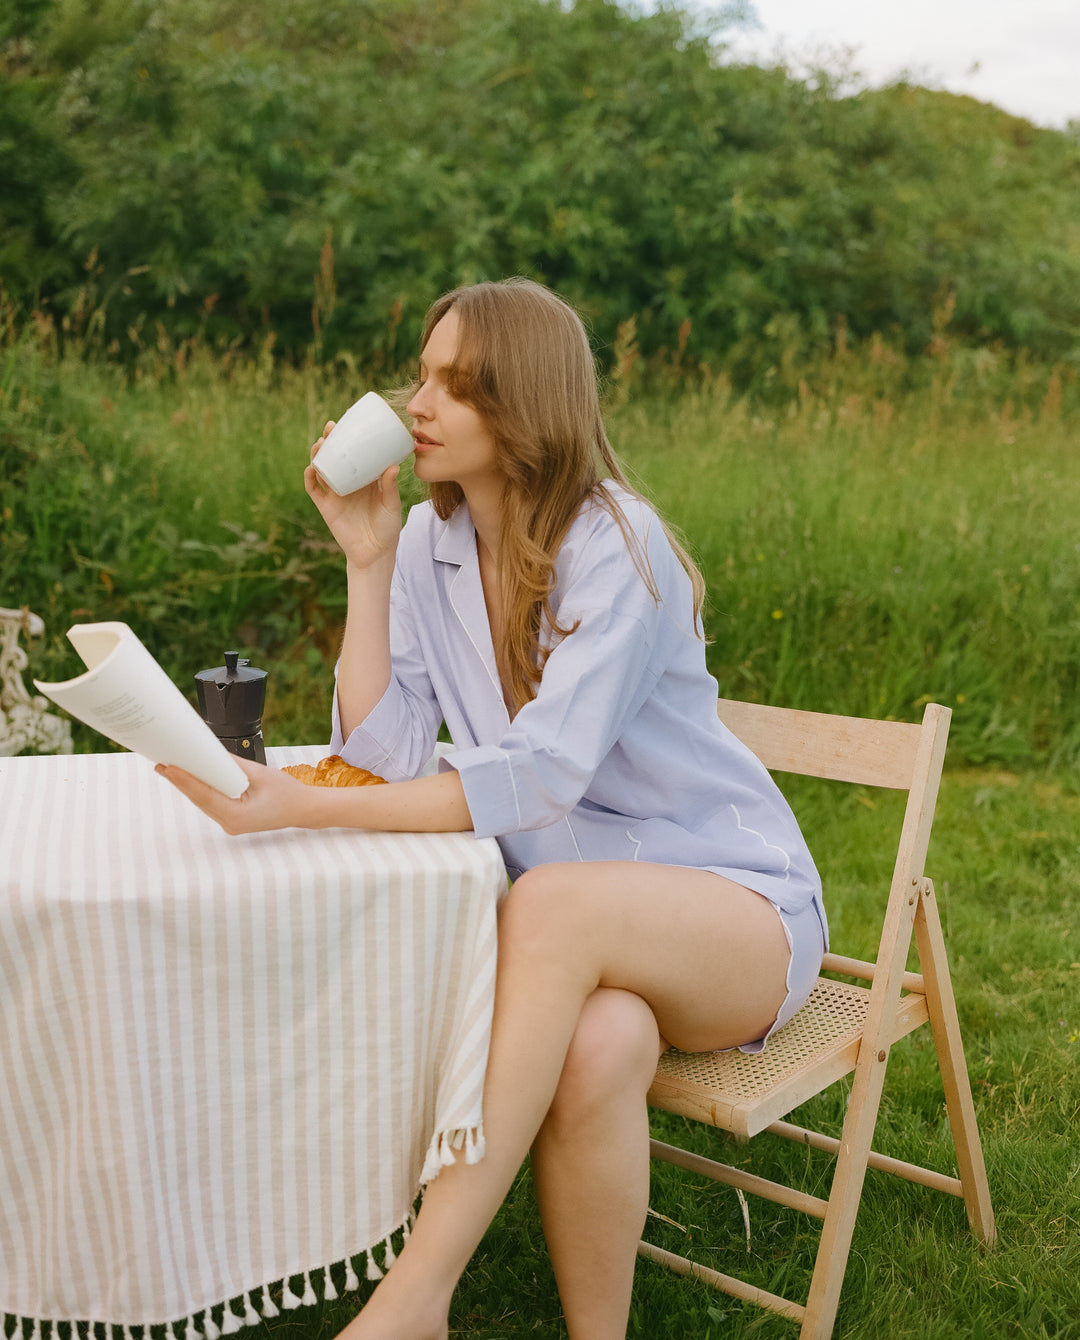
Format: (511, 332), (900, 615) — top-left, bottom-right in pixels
(649, 977), (889, 1139)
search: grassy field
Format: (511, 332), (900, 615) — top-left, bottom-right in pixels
(3, 326), (1079, 1336)
(5, 324), (1078, 769)
(249, 765), (1080, 1339)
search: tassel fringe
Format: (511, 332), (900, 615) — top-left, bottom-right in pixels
(219, 1304), (244, 1334)
(259, 1283), (279, 1319)
(420, 1122), (486, 1185)
(0, 1206), (422, 1338)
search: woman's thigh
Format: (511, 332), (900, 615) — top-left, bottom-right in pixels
(501, 861), (792, 1054)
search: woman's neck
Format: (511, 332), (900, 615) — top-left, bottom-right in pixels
(460, 478), (504, 564)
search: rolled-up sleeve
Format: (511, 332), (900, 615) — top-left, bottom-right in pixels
(441, 513), (684, 838)
(330, 563), (444, 782)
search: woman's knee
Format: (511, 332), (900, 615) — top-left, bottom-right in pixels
(547, 988), (660, 1128)
(498, 863), (583, 955)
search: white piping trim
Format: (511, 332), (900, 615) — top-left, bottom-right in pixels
(729, 804), (792, 881)
(565, 816), (585, 861)
(449, 565), (509, 728)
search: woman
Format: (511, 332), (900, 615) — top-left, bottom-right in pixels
(159, 278), (827, 1340)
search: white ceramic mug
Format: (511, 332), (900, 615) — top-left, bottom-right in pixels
(312, 392), (414, 495)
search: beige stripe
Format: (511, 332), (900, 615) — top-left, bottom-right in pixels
(246, 842), (276, 1284)
(64, 757), (119, 1299)
(162, 786), (219, 1307)
(114, 756), (167, 1314)
(0, 899), (46, 1305)
(0, 757), (51, 1307)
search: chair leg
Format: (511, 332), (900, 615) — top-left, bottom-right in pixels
(798, 1039), (892, 1338)
(801, 875), (926, 1337)
(913, 881), (997, 1247)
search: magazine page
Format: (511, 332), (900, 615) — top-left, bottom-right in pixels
(34, 622), (249, 797)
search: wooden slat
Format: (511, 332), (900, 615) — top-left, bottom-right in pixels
(822, 951), (925, 994)
(766, 1121), (965, 1197)
(800, 835), (926, 1334)
(648, 1138), (830, 1216)
(636, 1241), (806, 1322)
(716, 698), (924, 789)
(912, 882), (998, 1245)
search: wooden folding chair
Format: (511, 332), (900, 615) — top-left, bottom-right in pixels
(638, 700), (996, 1338)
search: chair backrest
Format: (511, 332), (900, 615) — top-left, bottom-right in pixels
(717, 698), (951, 911)
(718, 698), (929, 789)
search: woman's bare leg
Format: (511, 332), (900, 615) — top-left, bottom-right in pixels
(335, 862), (791, 1340)
(531, 988), (664, 1340)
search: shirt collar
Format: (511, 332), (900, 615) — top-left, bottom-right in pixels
(432, 501), (477, 567)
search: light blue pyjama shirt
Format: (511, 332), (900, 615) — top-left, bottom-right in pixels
(330, 484), (826, 945)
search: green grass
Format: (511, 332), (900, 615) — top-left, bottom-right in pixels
(247, 768), (1080, 1339)
(3, 328), (1079, 1335)
(614, 366), (1080, 771)
(4, 326), (1077, 767)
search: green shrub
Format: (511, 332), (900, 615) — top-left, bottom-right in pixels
(4, 0), (1079, 372)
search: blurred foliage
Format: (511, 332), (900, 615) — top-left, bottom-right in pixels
(1, 0), (1079, 377)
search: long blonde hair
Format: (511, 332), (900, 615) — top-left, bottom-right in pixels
(414, 278), (705, 714)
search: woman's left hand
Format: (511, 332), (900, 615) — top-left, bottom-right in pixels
(155, 756), (316, 835)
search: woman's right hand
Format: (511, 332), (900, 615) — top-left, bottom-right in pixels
(156, 756), (318, 835)
(305, 419), (403, 568)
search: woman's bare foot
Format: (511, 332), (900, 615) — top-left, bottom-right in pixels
(335, 1270), (451, 1340)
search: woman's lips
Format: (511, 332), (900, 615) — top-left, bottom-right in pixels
(412, 433), (439, 451)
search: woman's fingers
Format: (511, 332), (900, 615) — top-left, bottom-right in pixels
(155, 761), (248, 827)
(155, 757), (307, 835)
(310, 419), (335, 463)
(304, 462), (325, 500)
(305, 424), (403, 564)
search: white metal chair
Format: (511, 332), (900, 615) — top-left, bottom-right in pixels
(638, 699), (996, 1337)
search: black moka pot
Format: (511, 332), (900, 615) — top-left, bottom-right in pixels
(195, 650), (268, 763)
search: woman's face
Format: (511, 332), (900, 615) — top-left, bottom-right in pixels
(406, 309), (502, 497)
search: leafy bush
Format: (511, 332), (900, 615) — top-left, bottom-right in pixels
(3, 0), (1079, 373)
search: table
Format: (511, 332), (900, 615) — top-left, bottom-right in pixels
(0, 748), (508, 1333)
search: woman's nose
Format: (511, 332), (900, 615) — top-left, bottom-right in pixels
(407, 384), (429, 419)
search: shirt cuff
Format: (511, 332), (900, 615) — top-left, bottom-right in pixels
(440, 746), (522, 839)
(332, 680), (416, 782)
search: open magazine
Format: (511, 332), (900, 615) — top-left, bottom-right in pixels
(34, 622), (249, 797)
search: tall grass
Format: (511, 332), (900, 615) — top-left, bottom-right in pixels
(3, 313), (1077, 767)
(613, 355), (1080, 769)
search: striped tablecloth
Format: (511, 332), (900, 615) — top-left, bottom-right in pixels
(0, 747), (507, 1334)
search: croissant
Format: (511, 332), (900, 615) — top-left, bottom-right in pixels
(282, 755), (387, 787)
